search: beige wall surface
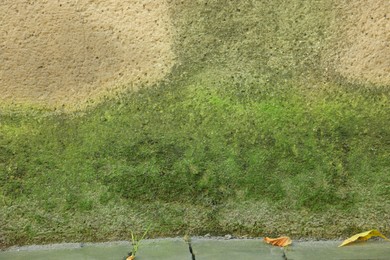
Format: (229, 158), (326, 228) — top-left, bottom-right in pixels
(0, 1), (388, 110)
(333, 0), (389, 86)
(0, 0), (175, 109)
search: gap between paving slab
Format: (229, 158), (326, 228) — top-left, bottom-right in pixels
(0, 238), (283, 260)
(1, 238), (390, 260)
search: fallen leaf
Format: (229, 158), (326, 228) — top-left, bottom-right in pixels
(339, 229), (390, 247)
(264, 236), (292, 247)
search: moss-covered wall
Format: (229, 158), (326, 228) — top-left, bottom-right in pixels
(168, 0), (389, 86)
(0, 0), (388, 110)
(0, 0), (389, 248)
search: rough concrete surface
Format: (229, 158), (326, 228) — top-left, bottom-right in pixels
(1, 239), (390, 260)
(333, 0), (390, 86)
(0, 1), (388, 110)
(0, 0), (175, 109)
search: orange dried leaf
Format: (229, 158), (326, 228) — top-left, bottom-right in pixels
(339, 229), (390, 247)
(264, 236), (292, 247)
(126, 255), (135, 260)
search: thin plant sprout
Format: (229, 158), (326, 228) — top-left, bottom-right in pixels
(130, 224), (151, 257)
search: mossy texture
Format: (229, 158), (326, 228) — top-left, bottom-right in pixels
(1, 0), (389, 247)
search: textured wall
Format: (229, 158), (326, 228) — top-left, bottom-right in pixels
(0, 1), (388, 110)
(333, 0), (389, 85)
(0, 0), (175, 109)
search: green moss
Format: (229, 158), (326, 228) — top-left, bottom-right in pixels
(170, 0), (336, 80)
(1, 0), (389, 247)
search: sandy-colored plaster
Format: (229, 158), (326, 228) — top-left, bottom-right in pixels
(0, 1), (388, 110)
(333, 0), (389, 85)
(0, 0), (175, 109)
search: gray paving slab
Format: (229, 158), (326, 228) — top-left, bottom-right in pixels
(1, 238), (390, 260)
(0, 238), (284, 260)
(0, 242), (130, 260)
(134, 239), (189, 260)
(191, 238), (284, 260)
(285, 240), (390, 260)
(0, 239), (189, 260)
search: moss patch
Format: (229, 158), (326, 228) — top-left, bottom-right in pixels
(0, 0), (389, 247)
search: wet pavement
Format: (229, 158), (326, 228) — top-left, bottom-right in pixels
(1, 238), (390, 259)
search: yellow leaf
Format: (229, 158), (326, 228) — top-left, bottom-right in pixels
(339, 229), (390, 247)
(264, 236), (292, 247)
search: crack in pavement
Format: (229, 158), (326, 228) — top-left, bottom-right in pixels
(187, 241), (196, 260)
